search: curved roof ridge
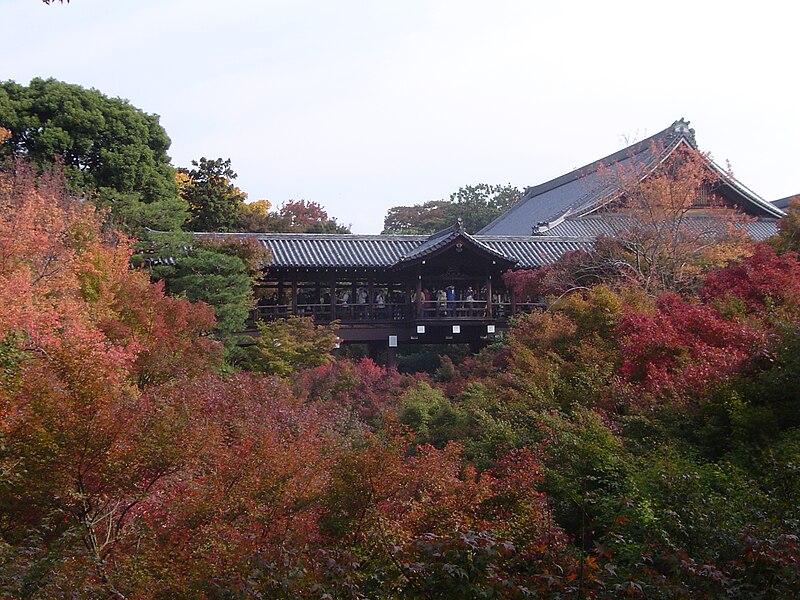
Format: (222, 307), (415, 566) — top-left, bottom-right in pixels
(478, 119), (694, 235)
(395, 221), (515, 265)
(524, 119), (691, 199)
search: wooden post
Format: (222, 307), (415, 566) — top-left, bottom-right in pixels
(329, 272), (336, 321)
(351, 277), (357, 321)
(416, 272), (423, 318)
(291, 275), (298, 316)
(366, 277), (373, 320)
(486, 274), (493, 318)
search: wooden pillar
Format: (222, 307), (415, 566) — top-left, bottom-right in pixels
(387, 346), (397, 370)
(329, 272), (336, 320)
(415, 272), (423, 318)
(406, 280), (413, 320)
(368, 276), (375, 320)
(351, 276), (357, 321)
(510, 288), (517, 316)
(291, 274), (298, 316)
(486, 274), (493, 318)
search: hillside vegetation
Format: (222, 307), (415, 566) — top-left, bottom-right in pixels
(1, 125), (799, 597)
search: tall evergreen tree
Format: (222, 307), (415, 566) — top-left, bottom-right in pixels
(0, 78), (186, 233)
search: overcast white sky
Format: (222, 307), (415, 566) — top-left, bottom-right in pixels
(2, 0), (798, 232)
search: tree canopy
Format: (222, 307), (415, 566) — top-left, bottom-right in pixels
(181, 157), (248, 232)
(269, 199), (351, 233)
(3, 149), (800, 597)
(0, 78), (186, 233)
(383, 183), (520, 234)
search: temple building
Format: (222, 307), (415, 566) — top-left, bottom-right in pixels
(478, 119), (783, 236)
(200, 119), (786, 363)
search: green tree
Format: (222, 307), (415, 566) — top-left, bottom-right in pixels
(448, 183), (521, 233)
(249, 316), (340, 375)
(382, 183), (520, 234)
(0, 78), (186, 233)
(137, 232), (258, 352)
(238, 198), (273, 232)
(181, 157), (248, 232)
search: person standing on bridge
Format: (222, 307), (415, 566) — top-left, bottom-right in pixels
(446, 286), (456, 315)
(437, 289), (447, 316)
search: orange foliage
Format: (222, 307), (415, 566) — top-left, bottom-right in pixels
(0, 162), (222, 594)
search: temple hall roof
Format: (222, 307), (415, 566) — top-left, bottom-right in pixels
(479, 119), (783, 236)
(194, 231), (593, 270)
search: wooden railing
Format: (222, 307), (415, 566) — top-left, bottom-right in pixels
(251, 300), (545, 325)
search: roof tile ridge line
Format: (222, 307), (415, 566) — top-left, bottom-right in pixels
(521, 122), (678, 199)
(705, 158), (786, 218)
(395, 222), (463, 257)
(478, 120), (687, 235)
(458, 229), (520, 261)
(483, 235), (598, 243)
(531, 213), (570, 235)
(257, 232), (417, 238)
(536, 126), (687, 224)
(393, 231), (450, 263)
(397, 227), (516, 265)
(426, 221), (462, 240)
(569, 135), (689, 219)
(570, 140), (785, 220)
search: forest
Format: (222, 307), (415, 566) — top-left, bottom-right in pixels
(1, 80), (800, 598)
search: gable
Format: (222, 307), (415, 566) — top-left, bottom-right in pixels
(479, 119), (783, 236)
(394, 221), (516, 270)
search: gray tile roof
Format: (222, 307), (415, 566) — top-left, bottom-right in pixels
(259, 234), (424, 268)
(395, 221), (516, 266)
(537, 215), (780, 241)
(478, 237), (593, 268)
(773, 195), (799, 210)
(194, 231), (593, 269)
(479, 119), (783, 235)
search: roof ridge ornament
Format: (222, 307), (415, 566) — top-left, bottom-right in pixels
(672, 118), (696, 147)
(532, 221), (549, 235)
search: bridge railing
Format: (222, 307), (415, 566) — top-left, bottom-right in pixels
(251, 299), (546, 327)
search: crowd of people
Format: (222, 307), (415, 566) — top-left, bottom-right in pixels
(256, 284), (514, 320)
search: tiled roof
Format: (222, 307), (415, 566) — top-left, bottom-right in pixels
(396, 222), (463, 262)
(773, 195), (799, 210)
(479, 119), (783, 235)
(396, 221), (517, 266)
(194, 231), (593, 269)
(478, 237), (593, 268)
(537, 215), (780, 241)
(195, 232), (427, 268)
(478, 122), (684, 235)
(260, 234), (425, 268)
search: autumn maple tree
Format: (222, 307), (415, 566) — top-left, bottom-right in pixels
(0, 162), (220, 595)
(596, 143), (753, 293)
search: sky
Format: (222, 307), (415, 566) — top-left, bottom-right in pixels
(2, 0), (798, 233)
